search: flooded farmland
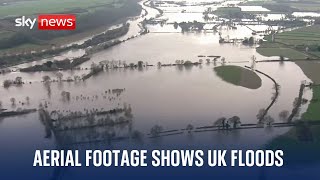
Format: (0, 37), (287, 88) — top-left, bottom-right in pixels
(0, 0), (314, 152)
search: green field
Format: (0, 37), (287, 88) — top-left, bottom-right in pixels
(214, 65), (262, 89)
(243, 0), (320, 12)
(303, 86), (320, 120)
(0, 30), (13, 39)
(275, 26), (320, 46)
(0, 0), (141, 55)
(257, 46), (308, 59)
(0, 0), (118, 18)
(258, 25), (320, 56)
(257, 25), (320, 120)
(257, 26), (320, 59)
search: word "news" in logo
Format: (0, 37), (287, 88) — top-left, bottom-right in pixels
(15, 14), (76, 30)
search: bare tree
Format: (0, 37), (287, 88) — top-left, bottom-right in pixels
(26, 96), (30, 105)
(214, 117), (226, 129)
(10, 98), (16, 107)
(186, 124), (194, 133)
(150, 125), (163, 137)
(56, 72), (63, 81)
(42, 75), (51, 83)
(74, 75), (81, 82)
(15, 76), (23, 84)
(3, 80), (12, 88)
(279, 110), (289, 120)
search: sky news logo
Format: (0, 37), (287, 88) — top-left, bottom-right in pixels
(15, 14), (76, 30)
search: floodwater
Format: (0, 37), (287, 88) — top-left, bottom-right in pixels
(0, 0), (317, 179)
(0, 0), (313, 147)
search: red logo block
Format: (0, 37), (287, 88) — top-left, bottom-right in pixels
(38, 14), (76, 30)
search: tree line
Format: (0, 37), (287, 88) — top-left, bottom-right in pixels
(0, 0), (141, 50)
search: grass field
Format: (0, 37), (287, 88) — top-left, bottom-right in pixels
(243, 0), (320, 12)
(275, 26), (320, 46)
(0, 30), (13, 39)
(303, 86), (320, 120)
(0, 0), (140, 55)
(257, 26), (320, 59)
(257, 46), (308, 59)
(0, 0), (119, 18)
(214, 65), (262, 89)
(257, 25), (320, 120)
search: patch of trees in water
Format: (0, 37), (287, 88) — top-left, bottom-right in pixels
(20, 55), (90, 72)
(82, 63), (104, 81)
(157, 60), (203, 67)
(173, 21), (205, 32)
(147, 113), (289, 139)
(38, 103), (137, 145)
(50, 104), (133, 131)
(0, 96), (31, 110)
(3, 76), (24, 88)
(239, 36), (265, 46)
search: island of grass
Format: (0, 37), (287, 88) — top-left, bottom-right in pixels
(214, 65), (262, 89)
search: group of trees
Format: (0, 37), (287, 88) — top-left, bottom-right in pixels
(80, 23), (130, 48)
(4, 96), (30, 108)
(174, 21), (205, 32)
(0, 0), (141, 51)
(242, 37), (255, 45)
(0, 95), (31, 110)
(61, 91), (71, 102)
(214, 116), (241, 129)
(0, 23), (123, 68)
(0, 1), (141, 68)
(0, 32), (36, 50)
(3, 76), (24, 88)
(20, 56), (90, 72)
(256, 109), (276, 126)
